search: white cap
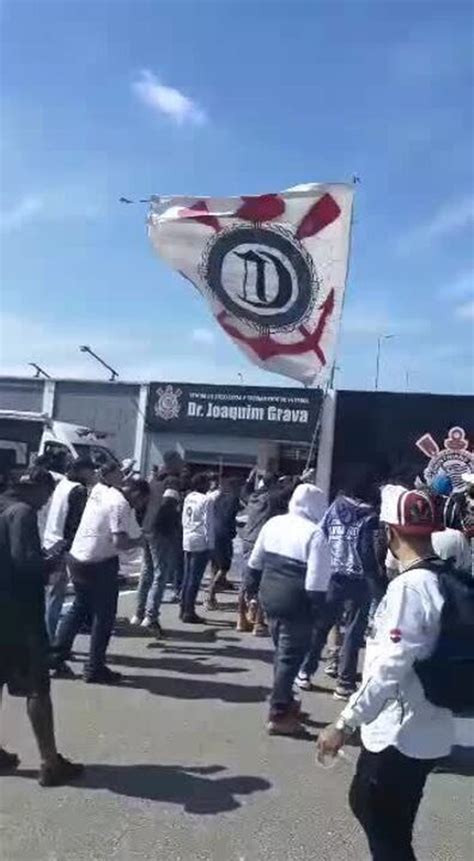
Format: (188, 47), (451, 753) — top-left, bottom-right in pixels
(163, 488), (180, 502)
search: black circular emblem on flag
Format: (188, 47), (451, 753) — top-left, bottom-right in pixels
(203, 226), (316, 330)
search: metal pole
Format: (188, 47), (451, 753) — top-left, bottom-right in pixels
(375, 337), (382, 390)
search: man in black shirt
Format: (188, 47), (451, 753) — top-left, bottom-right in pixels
(0, 468), (83, 787)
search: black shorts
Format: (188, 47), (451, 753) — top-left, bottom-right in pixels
(0, 621), (51, 697)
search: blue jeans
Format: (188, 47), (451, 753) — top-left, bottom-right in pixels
(135, 537), (171, 622)
(269, 617), (312, 717)
(181, 551), (209, 617)
(45, 562), (68, 642)
(301, 573), (370, 688)
(53, 557), (119, 676)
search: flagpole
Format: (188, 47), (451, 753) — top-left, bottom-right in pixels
(308, 177), (358, 494)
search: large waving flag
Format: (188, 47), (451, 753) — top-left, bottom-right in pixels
(148, 183), (354, 385)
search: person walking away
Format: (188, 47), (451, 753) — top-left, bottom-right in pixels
(206, 477), (240, 610)
(181, 473), (212, 623)
(144, 488), (182, 620)
(131, 452), (183, 630)
(237, 471), (298, 634)
(297, 479), (382, 700)
(317, 485), (456, 861)
(43, 457), (96, 643)
(0, 467), (83, 786)
(52, 466), (148, 684)
(244, 484), (330, 736)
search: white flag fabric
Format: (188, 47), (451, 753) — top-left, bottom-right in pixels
(148, 183), (354, 385)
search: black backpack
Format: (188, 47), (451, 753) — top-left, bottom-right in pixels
(412, 557), (474, 715)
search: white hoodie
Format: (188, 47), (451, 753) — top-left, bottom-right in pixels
(248, 484), (331, 593)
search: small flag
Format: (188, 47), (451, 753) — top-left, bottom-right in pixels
(148, 183), (354, 385)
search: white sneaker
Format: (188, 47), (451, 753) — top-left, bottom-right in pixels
(130, 615), (143, 626)
(296, 672), (312, 691)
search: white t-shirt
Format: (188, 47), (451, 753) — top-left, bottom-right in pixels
(182, 491), (212, 553)
(340, 567), (454, 758)
(70, 483), (132, 563)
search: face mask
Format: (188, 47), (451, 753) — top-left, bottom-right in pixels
(386, 525), (398, 559)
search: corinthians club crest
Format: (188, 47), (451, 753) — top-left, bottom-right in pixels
(154, 385), (182, 421)
(416, 426), (473, 489)
(201, 225), (317, 333)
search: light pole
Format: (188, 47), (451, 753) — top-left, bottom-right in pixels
(28, 362), (52, 379)
(79, 346), (119, 382)
(375, 334), (394, 390)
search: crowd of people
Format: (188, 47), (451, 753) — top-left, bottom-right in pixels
(0, 447), (472, 859)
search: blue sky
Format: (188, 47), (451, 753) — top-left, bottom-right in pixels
(1, 0), (473, 393)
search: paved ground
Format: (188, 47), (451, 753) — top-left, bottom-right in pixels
(1, 588), (472, 861)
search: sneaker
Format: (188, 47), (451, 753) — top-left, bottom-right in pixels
(0, 748), (20, 773)
(181, 613), (206, 624)
(324, 662), (339, 679)
(52, 661), (76, 679)
(236, 617), (253, 633)
(130, 615), (143, 626)
(84, 667), (123, 685)
(38, 753), (84, 788)
(295, 672), (312, 691)
(141, 619), (164, 638)
(168, 592), (180, 604)
(333, 686), (355, 701)
(266, 714), (303, 736)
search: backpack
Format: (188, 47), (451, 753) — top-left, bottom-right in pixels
(413, 557), (474, 715)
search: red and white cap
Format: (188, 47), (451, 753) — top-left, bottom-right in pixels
(381, 484), (439, 535)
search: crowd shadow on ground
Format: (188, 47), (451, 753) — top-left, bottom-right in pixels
(435, 746), (474, 777)
(122, 672), (271, 704)
(17, 764), (272, 814)
(107, 652), (248, 676)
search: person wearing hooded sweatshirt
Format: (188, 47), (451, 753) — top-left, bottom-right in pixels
(244, 484), (330, 736)
(297, 480), (383, 700)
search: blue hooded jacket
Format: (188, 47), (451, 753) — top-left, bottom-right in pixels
(321, 494), (380, 579)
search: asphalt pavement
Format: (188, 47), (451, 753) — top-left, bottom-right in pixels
(1, 588), (472, 861)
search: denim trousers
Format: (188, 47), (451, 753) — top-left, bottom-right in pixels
(135, 536), (177, 622)
(268, 617), (312, 717)
(45, 560), (69, 642)
(180, 551), (209, 617)
(301, 573), (370, 688)
(54, 557), (119, 676)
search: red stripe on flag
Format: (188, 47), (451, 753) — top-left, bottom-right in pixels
(296, 193), (341, 239)
(235, 194), (285, 223)
(178, 200), (221, 232)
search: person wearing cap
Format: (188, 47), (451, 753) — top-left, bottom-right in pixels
(317, 485), (454, 861)
(0, 467), (83, 786)
(43, 457), (96, 643)
(52, 464), (148, 684)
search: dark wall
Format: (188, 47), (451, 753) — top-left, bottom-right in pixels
(331, 390), (474, 495)
(54, 381), (140, 459)
(0, 378), (44, 412)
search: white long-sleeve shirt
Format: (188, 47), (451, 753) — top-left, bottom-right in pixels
(182, 491), (213, 553)
(340, 565), (454, 759)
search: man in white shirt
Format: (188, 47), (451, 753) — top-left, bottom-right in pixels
(180, 473), (212, 623)
(52, 465), (148, 684)
(43, 457), (96, 642)
(317, 485), (454, 861)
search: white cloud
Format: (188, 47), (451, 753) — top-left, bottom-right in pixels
(455, 300), (474, 321)
(132, 70), (206, 126)
(0, 186), (105, 233)
(192, 327), (215, 346)
(342, 307), (427, 337)
(397, 194), (474, 254)
(0, 195), (43, 232)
